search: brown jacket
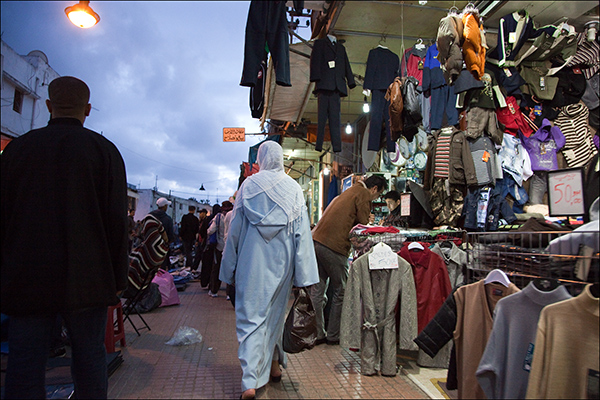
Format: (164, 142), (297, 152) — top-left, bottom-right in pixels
(385, 77), (404, 137)
(312, 183), (372, 256)
(424, 127), (477, 190)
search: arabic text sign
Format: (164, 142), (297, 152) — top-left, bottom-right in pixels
(223, 128), (245, 142)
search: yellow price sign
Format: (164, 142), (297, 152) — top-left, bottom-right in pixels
(223, 128), (246, 142)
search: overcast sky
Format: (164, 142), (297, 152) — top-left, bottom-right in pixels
(1, 1), (287, 204)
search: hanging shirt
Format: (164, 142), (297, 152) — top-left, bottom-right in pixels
(499, 133), (533, 186)
(476, 282), (572, 400)
(469, 135), (502, 186)
(399, 242), (451, 333)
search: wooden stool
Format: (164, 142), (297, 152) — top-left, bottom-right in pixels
(105, 302), (126, 353)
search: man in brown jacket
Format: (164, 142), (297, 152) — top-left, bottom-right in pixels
(309, 175), (387, 345)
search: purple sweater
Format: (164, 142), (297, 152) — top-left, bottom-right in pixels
(521, 119), (566, 171)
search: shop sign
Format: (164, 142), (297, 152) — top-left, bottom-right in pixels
(223, 128), (245, 142)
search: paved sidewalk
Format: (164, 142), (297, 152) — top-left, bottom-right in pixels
(108, 280), (429, 399)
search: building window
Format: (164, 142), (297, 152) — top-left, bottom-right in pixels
(179, 203), (182, 210)
(13, 89), (23, 114)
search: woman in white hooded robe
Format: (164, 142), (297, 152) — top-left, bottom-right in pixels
(220, 141), (319, 399)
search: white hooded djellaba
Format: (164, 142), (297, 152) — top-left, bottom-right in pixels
(220, 141), (319, 392)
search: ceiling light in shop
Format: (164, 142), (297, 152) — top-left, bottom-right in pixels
(345, 122), (352, 135)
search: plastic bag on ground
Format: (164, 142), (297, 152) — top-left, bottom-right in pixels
(165, 326), (203, 346)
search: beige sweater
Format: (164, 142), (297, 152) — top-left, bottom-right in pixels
(526, 284), (600, 399)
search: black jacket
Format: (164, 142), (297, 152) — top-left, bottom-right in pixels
(363, 46), (400, 90)
(1, 118), (129, 315)
(180, 213), (199, 242)
(149, 209), (174, 243)
(310, 37), (356, 96)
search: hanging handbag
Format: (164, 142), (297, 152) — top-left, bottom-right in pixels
(282, 287), (317, 353)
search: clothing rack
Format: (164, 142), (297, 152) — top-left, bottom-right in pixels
(465, 231), (599, 295)
(350, 228), (466, 258)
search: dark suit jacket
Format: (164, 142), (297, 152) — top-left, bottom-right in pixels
(1, 118), (129, 315)
(310, 38), (356, 96)
(363, 46), (400, 90)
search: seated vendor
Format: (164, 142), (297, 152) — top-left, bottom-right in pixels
(381, 190), (407, 227)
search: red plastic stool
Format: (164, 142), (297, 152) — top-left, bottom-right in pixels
(105, 302), (126, 353)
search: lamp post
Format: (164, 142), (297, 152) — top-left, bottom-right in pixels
(65, 1), (100, 28)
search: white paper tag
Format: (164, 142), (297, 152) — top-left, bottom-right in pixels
(328, 60), (336, 69)
(509, 32), (517, 43)
(368, 244), (398, 270)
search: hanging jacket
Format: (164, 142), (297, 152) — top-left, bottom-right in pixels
(385, 77), (404, 134)
(424, 127), (478, 189)
(487, 11), (556, 67)
(364, 46), (400, 90)
(401, 46), (428, 86)
(310, 37), (356, 96)
(340, 250), (418, 376)
(437, 14), (464, 85)
(516, 24), (578, 75)
(462, 12), (487, 80)
(422, 43), (446, 92)
(496, 95), (535, 137)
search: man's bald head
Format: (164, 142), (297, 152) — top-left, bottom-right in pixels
(45, 76), (92, 123)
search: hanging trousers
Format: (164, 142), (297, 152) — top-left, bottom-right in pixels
(368, 89), (395, 152)
(421, 92), (432, 133)
(240, 0), (291, 87)
(430, 85), (458, 130)
(317, 90), (342, 152)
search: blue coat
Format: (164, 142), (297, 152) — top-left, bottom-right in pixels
(220, 192), (319, 391)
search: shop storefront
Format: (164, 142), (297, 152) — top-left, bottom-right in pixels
(248, 1), (599, 398)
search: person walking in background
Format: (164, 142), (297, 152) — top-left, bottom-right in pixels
(206, 200), (233, 297)
(150, 197), (174, 270)
(192, 208), (209, 271)
(220, 141), (319, 400)
(1, 76), (129, 399)
(308, 174), (387, 346)
(200, 204), (221, 289)
(180, 205), (199, 268)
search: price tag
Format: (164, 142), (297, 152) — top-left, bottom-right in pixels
(328, 61), (336, 69)
(540, 77), (546, 91)
(504, 68), (512, 77)
(547, 168), (585, 216)
(368, 244), (398, 270)
(509, 32), (517, 43)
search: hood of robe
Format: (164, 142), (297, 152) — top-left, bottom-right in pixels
(242, 194), (288, 243)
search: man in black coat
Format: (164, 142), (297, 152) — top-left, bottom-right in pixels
(310, 35), (356, 152)
(179, 205), (199, 268)
(1, 76), (129, 399)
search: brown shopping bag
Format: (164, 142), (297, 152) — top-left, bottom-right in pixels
(282, 287), (317, 353)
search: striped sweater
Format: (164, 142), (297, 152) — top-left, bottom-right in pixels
(554, 102), (598, 168)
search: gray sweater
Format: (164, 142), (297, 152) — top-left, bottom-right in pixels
(476, 282), (571, 399)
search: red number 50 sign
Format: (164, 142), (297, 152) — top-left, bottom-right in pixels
(547, 168), (585, 217)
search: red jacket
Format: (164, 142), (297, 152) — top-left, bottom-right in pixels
(399, 242), (451, 333)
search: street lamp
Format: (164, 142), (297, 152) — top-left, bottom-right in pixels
(65, 1), (100, 28)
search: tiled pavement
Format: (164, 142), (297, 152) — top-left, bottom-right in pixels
(107, 279), (430, 399)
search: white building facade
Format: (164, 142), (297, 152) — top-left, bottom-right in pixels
(1, 39), (60, 150)
(134, 189), (211, 224)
